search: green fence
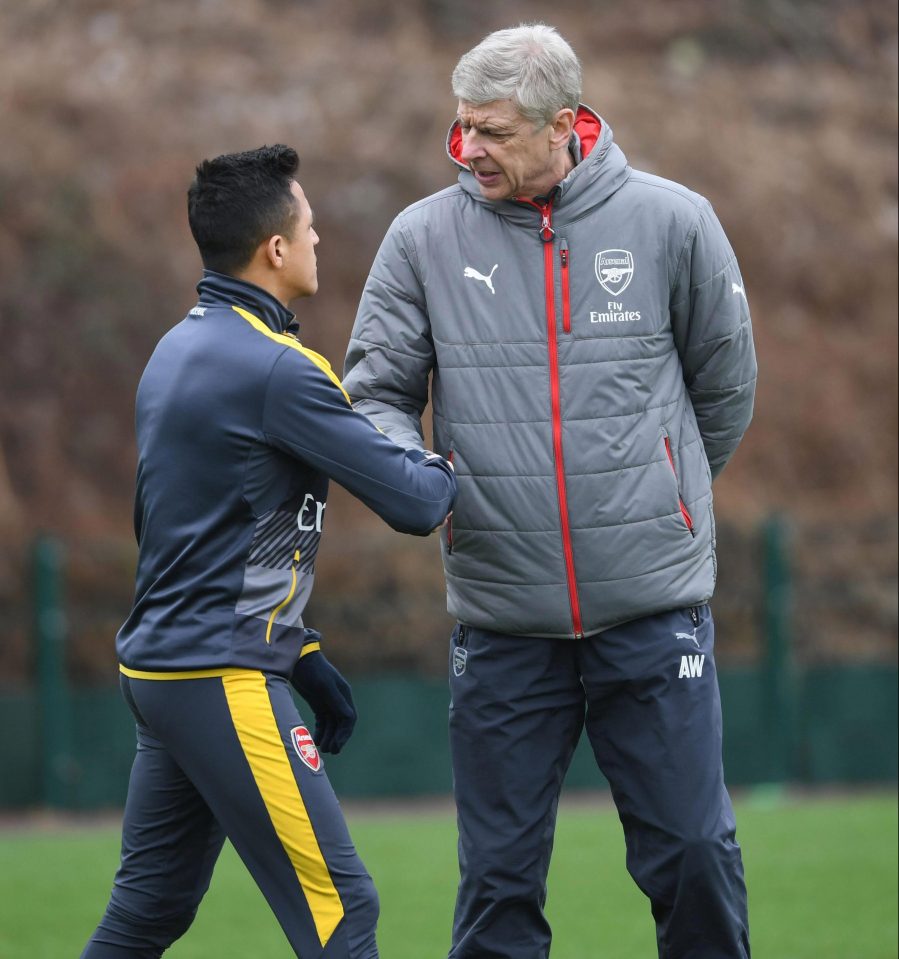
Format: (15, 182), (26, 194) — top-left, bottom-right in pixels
(2, 521), (896, 810)
(0, 665), (896, 809)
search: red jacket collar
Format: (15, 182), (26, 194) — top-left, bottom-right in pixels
(446, 103), (602, 170)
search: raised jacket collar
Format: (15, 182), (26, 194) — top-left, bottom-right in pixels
(195, 270), (296, 334)
(445, 103), (631, 232)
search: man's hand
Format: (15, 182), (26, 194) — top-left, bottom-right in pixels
(408, 448), (454, 473)
(407, 449), (455, 532)
(289, 639), (357, 754)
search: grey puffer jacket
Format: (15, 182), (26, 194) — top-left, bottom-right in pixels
(344, 105), (757, 638)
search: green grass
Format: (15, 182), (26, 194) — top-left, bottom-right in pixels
(0, 792), (895, 958)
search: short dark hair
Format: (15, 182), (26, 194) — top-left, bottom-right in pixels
(187, 144), (300, 276)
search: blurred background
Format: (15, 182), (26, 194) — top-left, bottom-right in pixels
(0, 0), (896, 807)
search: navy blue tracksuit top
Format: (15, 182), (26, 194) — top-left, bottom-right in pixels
(116, 271), (456, 678)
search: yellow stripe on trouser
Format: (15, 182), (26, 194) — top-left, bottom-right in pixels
(222, 671), (344, 946)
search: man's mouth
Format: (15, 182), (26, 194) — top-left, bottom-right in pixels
(472, 169), (501, 185)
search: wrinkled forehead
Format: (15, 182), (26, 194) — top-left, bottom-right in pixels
(456, 98), (528, 130)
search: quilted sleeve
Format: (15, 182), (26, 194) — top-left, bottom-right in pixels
(343, 214), (435, 451)
(669, 199), (758, 478)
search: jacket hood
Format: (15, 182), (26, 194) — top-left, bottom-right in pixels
(445, 103), (630, 229)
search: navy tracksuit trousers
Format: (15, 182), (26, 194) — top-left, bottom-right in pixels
(447, 605), (750, 959)
(80, 671), (378, 958)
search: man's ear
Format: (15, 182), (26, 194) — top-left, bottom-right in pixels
(266, 234), (286, 269)
(548, 108), (575, 152)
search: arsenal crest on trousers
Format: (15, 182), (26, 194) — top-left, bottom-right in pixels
(290, 725), (322, 772)
(453, 644), (468, 677)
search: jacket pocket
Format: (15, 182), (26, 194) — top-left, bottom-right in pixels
(662, 433), (695, 536)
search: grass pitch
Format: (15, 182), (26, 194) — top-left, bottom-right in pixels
(0, 791), (895, 958)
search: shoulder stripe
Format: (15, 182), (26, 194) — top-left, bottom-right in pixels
(232, 305), (351, 404)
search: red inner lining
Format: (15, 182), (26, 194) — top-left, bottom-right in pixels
(447, 105), (602, 166)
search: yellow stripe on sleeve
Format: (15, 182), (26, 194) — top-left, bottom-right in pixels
(232, 305), (351, 404)
(221, 671), (344, 946)
(299, 641), (321, 658)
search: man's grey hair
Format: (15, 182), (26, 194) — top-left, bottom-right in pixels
(452, 23), (582, 127)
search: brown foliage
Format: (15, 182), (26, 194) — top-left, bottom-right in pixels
(0, 0), (895, 679)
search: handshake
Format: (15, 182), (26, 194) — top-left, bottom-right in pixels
(407, 448), (454, 532)
(407, 448), (454, 475)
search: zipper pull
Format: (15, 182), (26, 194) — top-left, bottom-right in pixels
(690, 606), (699, 626)
(539, 205), (555, 242)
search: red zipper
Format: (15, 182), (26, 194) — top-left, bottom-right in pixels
(560, 239), (571, 333)
(446, 449), (454, 554)
(519, 198), (583, 637)
(663, 435), (696, 535)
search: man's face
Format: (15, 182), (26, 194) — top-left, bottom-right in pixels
(457, 99), (559, 201)
(284, 180), (319, 298)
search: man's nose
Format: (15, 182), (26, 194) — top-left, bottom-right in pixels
(459, 130), (486, 164)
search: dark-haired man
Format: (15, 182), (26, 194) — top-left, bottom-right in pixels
(80, 145), (456, 959)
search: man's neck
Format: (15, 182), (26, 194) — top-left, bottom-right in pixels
(234, 266), (290, 308)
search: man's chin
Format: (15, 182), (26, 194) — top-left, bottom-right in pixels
(289, 281), (318, 301)
(471, 170), (511, 200)
(476, 182), (513, 202)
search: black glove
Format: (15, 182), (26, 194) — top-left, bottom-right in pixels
(289, 637), (357, 755)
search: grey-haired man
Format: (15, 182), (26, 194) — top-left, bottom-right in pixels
(345, 23), (755, 959)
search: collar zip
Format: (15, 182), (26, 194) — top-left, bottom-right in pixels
(515, 194), (557, 243)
